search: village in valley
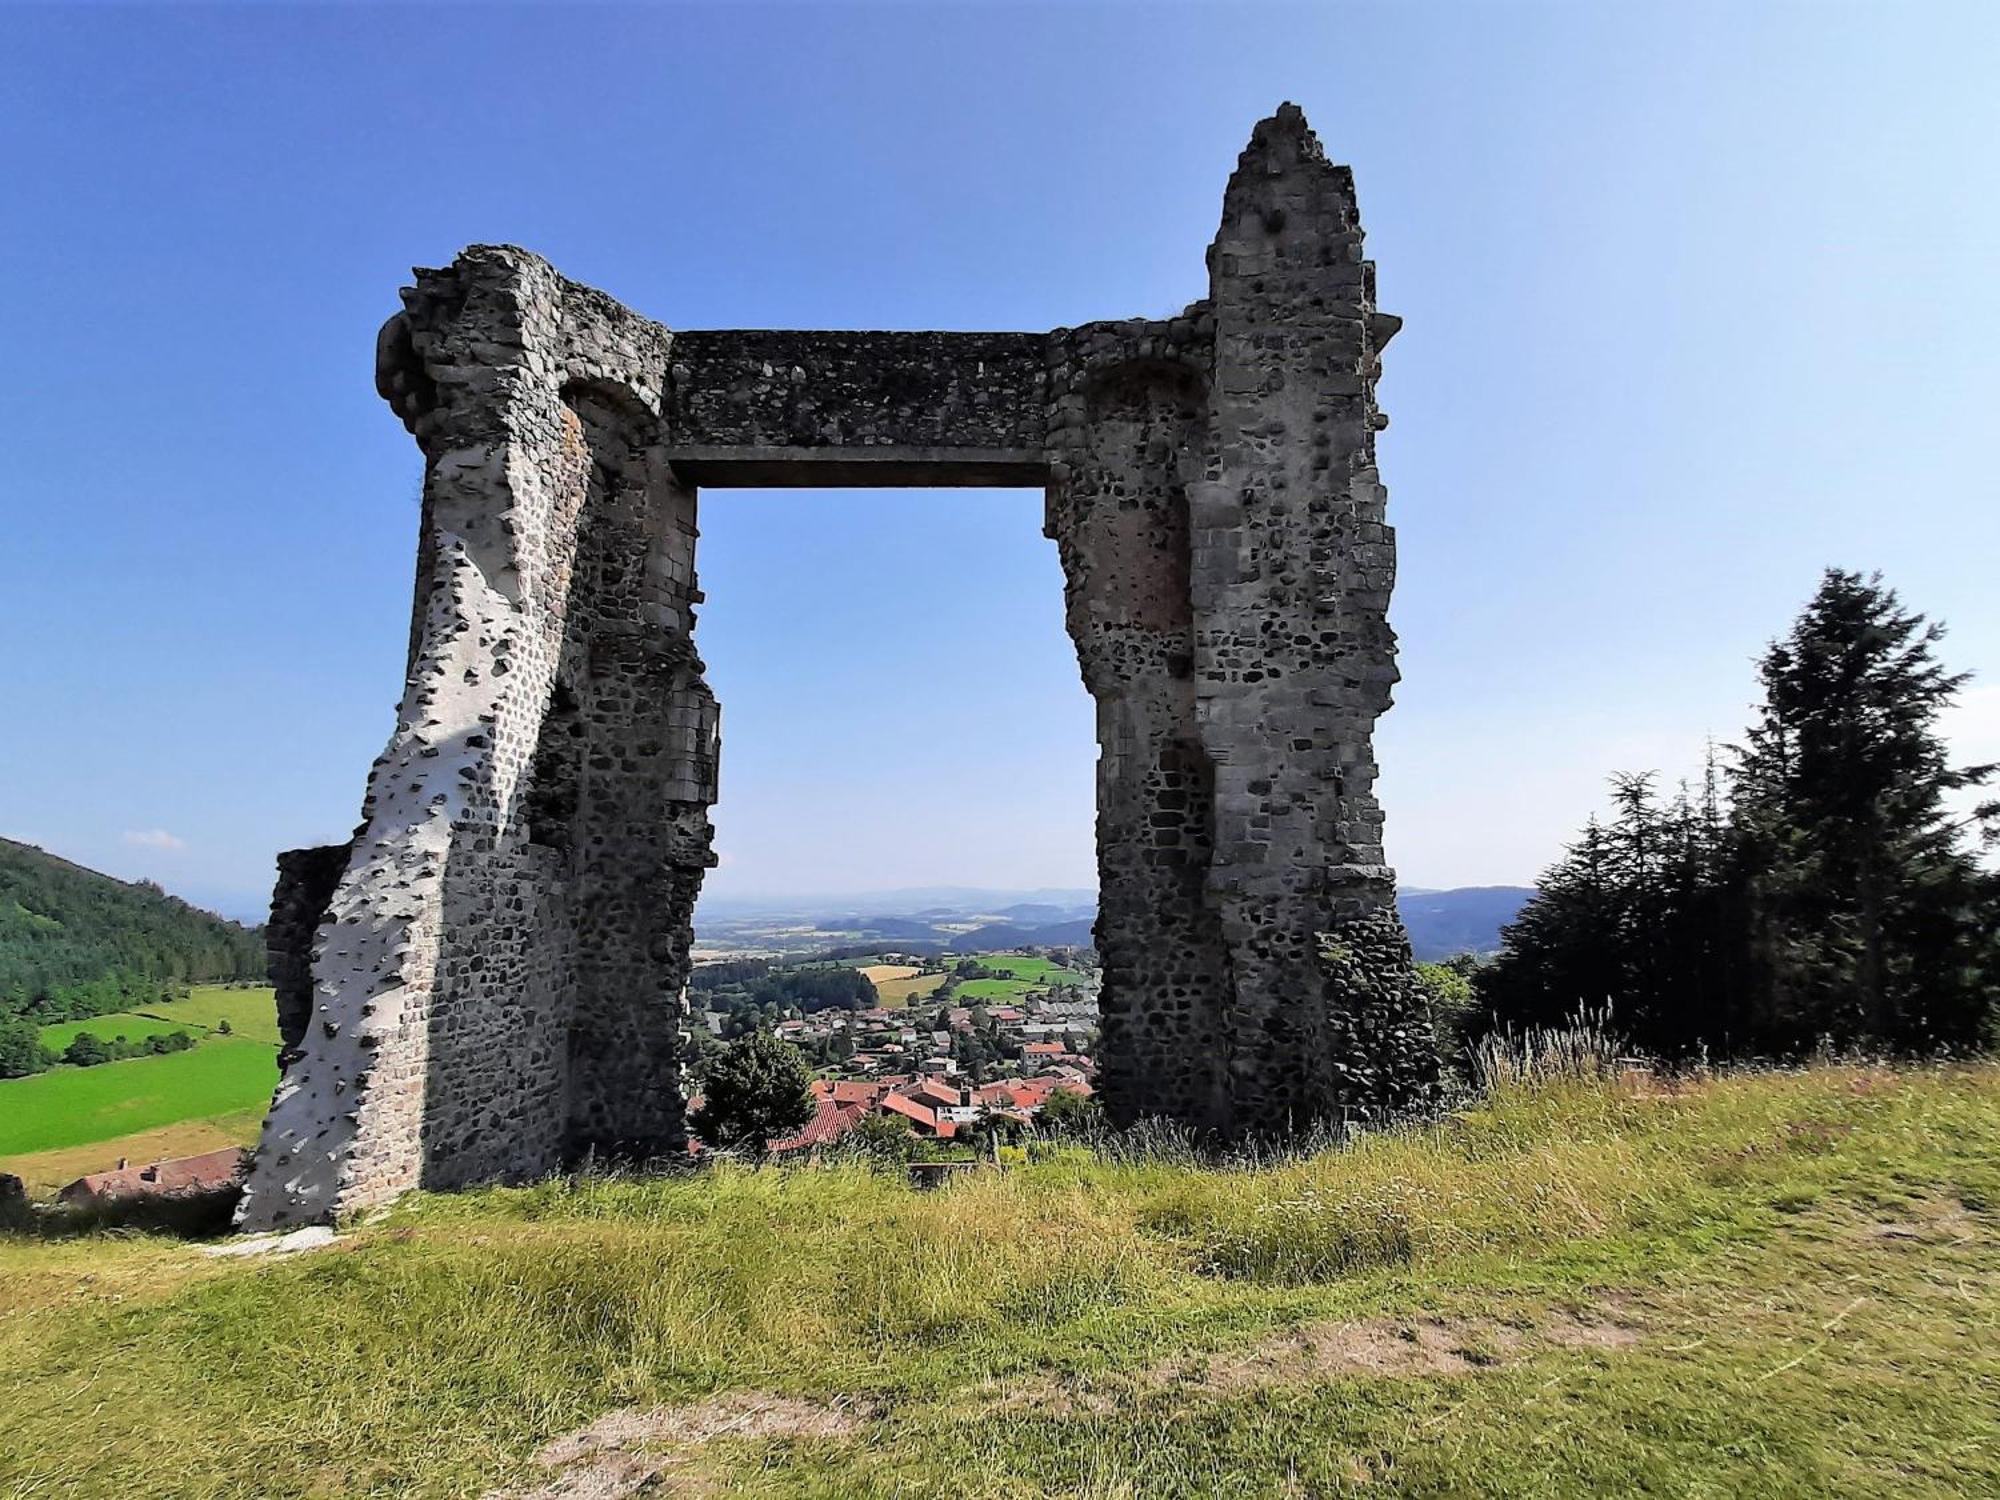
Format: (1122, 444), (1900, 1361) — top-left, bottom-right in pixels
(686, 949), (1100, 1156)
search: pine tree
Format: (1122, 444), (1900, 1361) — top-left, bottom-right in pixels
(1475, 815), (1622, 1035)
(1731, 569), (1998, 1050)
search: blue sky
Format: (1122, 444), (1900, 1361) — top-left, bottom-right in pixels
(2, 2), (1996, 922)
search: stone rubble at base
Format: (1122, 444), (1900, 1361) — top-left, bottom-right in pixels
(237, 105), (1439, 1232)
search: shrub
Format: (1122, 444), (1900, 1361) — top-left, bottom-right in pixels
(0, 1017), (52, 1078)
(1036, 1087), (1102, 1137)
(62, 1033), (111, 1067)
(688, 1033), (815, 1155)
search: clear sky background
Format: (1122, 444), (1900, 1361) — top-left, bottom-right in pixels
(2, 2), (1996, 922)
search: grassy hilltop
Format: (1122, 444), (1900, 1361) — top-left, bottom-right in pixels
(2, 1059), (1995, 1498)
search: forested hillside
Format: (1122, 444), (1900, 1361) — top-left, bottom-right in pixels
(0, 838), (265, 1023)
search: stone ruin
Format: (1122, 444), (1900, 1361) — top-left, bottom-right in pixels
(238, 105), (1439, 1230)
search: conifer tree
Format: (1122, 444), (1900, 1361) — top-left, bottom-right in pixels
(1731, 569), (1998, 1050)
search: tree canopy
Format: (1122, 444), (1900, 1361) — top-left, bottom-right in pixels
(0, 838), (264, 1025)
(688, 1033), (815, 1154)
(1477, 571), (1998, 1058)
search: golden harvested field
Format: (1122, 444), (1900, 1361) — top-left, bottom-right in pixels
(864, 966), (949, 1008)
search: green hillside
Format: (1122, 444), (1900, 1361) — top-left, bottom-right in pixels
(0, 837), (265, 1024)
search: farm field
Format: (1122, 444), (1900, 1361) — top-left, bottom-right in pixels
(0, 1036), (278, 1158)
(34, 986), (280, 1054)
(140, 984), (283, 1044)
(38, 1011), (195, 1052)
(872, 970), (949, 1007)
(971, 955), (1071, 983)
(1, 1063), (1994, 1498)
(952, 976), (1039, 1001)
(950, 954), (1092, 1003)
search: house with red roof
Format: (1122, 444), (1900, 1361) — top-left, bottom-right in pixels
(878, 1091), (956, 1138)
(57, 1147), (246, 1206)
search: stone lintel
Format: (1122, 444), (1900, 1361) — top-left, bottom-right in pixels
(668, 446), (1049, 488)
(667, 328), (1046, 461)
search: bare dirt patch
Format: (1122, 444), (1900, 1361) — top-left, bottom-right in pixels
(991, 1300), (1645, 1416)
(484, 1393), (868, 1500)
(1860, 1194), (1980, 1248)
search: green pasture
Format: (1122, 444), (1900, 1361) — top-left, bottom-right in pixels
(0, 1038), (279, 1156)
(973, 955), (1071, 983)
(140, 984), (282, 1044)
(34, 986), (280, 1054)
(955, 977), (1040, 1002)
(38, 1012), (195, 1051)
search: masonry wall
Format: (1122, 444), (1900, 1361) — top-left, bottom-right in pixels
(1182, 105), (1439, 1132)
(266, 842), (351, 1075)
(1044, 315), (1235, 1132)
(239, 105), (1433, 1229)
(237, 249), (712, 1230)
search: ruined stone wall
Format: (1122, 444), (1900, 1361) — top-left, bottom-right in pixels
(663, 329), (1047, 486)
(238, 249), (714, 1229)
(240, 105), (1432, 1228)
(668, 330), (1045, 451)
(1186, 106), (1437, 1128)
(557, 393), (716, 1159)
(266, 842), (351, 1074)
(1044, 313), (1236, 1131)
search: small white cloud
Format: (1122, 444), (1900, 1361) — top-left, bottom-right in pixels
(124, 828), (187, 852)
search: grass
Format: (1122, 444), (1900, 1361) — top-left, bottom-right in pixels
(36, 1011), (195, 1051)
(0, 1061), (1995, 1498)
(955, 976), (1041, 1002)
(139, 983), (283, 1045)
(0, 1037), (278, 1157)
(34, 987), (278, 1051)
(972, 955), (1073, 984)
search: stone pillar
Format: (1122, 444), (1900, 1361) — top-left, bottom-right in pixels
(1047, 107), (1437, 1137)
(236, 248), (710, 1229)
(1194, 105), (1437, 1132)
(1047, 319), (1234, 1132)
(557, 394), (718, 1160)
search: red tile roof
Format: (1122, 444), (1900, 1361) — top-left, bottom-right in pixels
(878, 1093), (940, 1132)
(911, 1079), (962, 1110)
(57, 1147), (246, 1204)
(768, 1100), (867, 1155)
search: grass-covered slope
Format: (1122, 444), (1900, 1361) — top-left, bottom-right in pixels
(2, 1063), (1995, 1498)
(0, 837), (264, 1021)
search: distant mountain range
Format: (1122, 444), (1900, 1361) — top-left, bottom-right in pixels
(693, 885), (1533, 962)
(1394, 887), (1535, 961)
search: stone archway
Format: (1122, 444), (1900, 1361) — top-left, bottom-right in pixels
(239, 105), (1438, 1230)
